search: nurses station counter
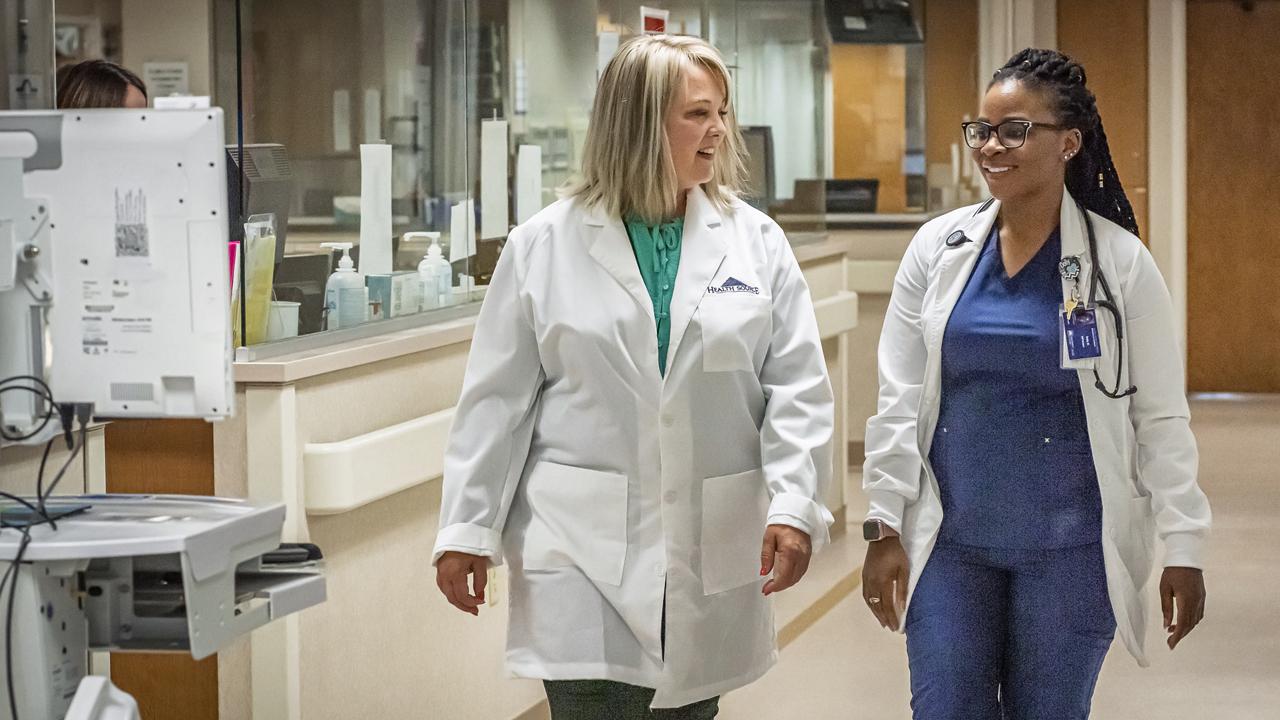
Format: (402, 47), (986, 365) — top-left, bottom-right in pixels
(209, 227), (908, 719)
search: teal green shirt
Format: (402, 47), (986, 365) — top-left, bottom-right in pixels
(623, 216), (684, 376)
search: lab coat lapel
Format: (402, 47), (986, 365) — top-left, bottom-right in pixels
(584, 204), (658, 325)
(917, 199), (999, 453)
(927, 199), (998, 352)
(1058, 185), (1102, 371)
(665, 187), (728, 373)
(1058, 185), (1093, 305)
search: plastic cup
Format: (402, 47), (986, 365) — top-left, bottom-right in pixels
(266, 300), (301, 340)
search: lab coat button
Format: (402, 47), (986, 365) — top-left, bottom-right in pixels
(663, 491), (677, 504)
(653, 563), (664, 577)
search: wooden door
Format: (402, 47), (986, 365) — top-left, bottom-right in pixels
(1058, 0), (1149, 237)
(1186, 0), (1280, 391)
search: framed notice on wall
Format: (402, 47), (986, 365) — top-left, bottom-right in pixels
(640, 6), (669, 34)
(143, 62), (190, 97)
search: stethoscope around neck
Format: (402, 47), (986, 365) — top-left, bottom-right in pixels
(944, 201), (1138, 399)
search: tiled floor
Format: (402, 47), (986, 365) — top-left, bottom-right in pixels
(721, 396), (1280, 719)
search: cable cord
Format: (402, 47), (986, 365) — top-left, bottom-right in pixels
(0, 423), (82, 718)
(0, 376), (56, 442)
(0, 526), (32, 720)
(0, 379), (89, 718)
(40, 424), (87, 532)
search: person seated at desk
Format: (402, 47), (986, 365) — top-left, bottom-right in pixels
(56, 59), (148, 109)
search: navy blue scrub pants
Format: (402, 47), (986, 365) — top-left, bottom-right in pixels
(904, 542), (1115, 720)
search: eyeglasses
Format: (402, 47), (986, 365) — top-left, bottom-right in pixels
(961, 120), (1065, 150)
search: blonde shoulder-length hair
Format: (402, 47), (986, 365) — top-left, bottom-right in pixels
(567, 34), (747, 223)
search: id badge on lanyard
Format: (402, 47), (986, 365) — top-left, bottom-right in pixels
(1059, 255), (1102, 369)
(1061, 304), (1102, 363)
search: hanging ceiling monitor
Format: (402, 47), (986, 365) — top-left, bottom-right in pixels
(825, 0), (923, 44)
(1, 108), (233, 422)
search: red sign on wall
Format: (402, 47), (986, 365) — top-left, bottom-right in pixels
(641, 6), (669, 34)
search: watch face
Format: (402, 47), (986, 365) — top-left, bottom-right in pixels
(862, 520), (881, 541)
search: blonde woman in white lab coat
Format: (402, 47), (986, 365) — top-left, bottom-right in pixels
(432, 35), (834, 718)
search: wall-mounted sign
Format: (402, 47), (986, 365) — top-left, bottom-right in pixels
(640, 6), (669, 35)
(143, 62), (189, 98)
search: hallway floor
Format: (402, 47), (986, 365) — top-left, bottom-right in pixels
(720, 396), (1280, 719)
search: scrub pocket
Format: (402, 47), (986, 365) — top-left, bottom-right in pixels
(520, 460), (629, 586)
(698, 294), (771, 373)
(700, 467), (770, 595)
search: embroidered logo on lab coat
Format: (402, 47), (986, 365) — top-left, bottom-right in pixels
(707, 277), (760, 295)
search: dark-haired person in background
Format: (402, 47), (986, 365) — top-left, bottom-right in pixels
(860, 48), (1211, 718)
(56, 59), (147, 109)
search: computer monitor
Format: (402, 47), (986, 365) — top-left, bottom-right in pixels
(825, 178), (880, 213)
(273, 253), (332, 336)
(740, 125), (775, 210)
(227, 143), (293, 265)
(0, 108), (233, 426)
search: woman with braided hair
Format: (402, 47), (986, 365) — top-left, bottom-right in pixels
(860, 48), (1211, 717)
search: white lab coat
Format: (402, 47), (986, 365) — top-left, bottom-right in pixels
(433, 187), (835, 707)
(864, 186), (1211, 666)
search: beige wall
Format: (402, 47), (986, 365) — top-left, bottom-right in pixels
(0, 429), (105, 496)
(121, 0), (212, 96)
(214, 343), (548, 720)
(837, 230), (916, 453)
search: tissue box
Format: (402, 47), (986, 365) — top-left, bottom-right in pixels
(366, 272), (422, 318)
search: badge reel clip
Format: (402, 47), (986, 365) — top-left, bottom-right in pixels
(1058, 255), (1102, 366)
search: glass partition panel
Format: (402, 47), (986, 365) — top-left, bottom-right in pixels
(203, 0), (971, 349)
(213, 0), (482, 347)
(2, 1), (56, 110)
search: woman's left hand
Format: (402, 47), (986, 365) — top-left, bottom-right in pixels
(1160, 566), (1206, 650)
(760, 524), (812, 596)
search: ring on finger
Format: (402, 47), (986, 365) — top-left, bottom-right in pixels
(867, 597), (882, 605)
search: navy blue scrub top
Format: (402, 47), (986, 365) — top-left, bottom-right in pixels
(929, 224), (1103, 550)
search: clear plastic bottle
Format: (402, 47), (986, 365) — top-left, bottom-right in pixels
(414, 233), (452, 311)
(321, 242), (367, 329)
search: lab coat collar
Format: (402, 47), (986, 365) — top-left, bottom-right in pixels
(581, 187), (727, 377)
(583, 202), (658, 327)
(1059, 184), (1088, 260)
(947, 186), (1092, 282)
(958, 186), (1095, 354)
(665, 187), (728, 375)
(1058, 184), (1094, 298)
(931, 197), (998, 330)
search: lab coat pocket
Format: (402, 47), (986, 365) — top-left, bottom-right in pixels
(1119, 493), (1156, 592)
(700, 467), (770, 595)
(521, 460), (629, 586)
(699, 295), (771, 373)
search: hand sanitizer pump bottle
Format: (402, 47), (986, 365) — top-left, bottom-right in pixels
(415, 233), (452, 311)
(320, 242), (367, 330)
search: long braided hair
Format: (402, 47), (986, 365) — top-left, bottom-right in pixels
(991, 49), (1140, 238)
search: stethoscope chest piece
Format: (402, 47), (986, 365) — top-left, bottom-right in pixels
(945, 230), (971, 247)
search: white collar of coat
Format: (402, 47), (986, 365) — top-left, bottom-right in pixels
(945, 186), (1097, 330)
(581, 185), (726, 232)
(950, 185), (1091, 264)
(581, 185), (730, 382)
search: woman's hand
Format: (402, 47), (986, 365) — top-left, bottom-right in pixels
(761, 524), (812, 596)
(1160, 566), (1205, 649)
(862, 538), (909, 630)
(436, 551), (489, 616)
